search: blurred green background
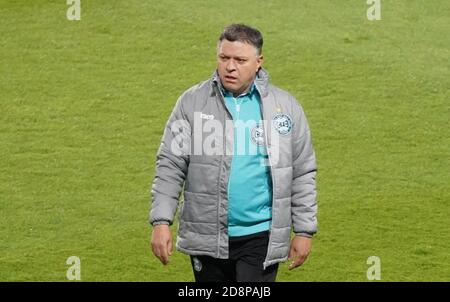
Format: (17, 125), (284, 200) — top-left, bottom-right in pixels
(0, 0), (449, 281)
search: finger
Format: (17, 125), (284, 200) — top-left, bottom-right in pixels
(288, 247), (294, 260)
(150, 240), (157, 256)
(152, 241), (167, 265)
(159, 244), (169, 265)
(160, 255), (168, 265)
(289, 260), (301, 270)
(289, 255), (306, 270)
(156, 248), (167, 265)
(153, 245), (162, 262)
(288, 254), (299, 270)
(167, 240), (173, 256)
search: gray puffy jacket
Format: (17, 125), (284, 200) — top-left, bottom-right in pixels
(150, 68), (318, 269)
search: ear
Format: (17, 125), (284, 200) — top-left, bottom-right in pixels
(256, 54), (264, 71)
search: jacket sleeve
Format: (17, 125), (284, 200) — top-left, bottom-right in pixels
(149, 93), (191, 226)
(290, 96), (318, 237)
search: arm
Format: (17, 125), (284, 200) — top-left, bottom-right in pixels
(289, 97), (318, 269)
(150, 94), (191, 265)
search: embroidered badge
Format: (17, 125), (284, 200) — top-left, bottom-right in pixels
(250, 123), (265, 146)
(272, 113), (293, 135)
(192, 257), (202, 272)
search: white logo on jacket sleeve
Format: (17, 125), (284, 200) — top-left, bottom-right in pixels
(272, 113), (293, 135)
(200, 113), (214, 120)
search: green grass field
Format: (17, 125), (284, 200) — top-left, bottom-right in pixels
(0, 0), (449, 281)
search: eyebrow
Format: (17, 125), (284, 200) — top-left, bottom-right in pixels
(218, 54), (249, 60)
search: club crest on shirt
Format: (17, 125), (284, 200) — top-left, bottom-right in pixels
(251, 123), (265, 145)
(272, 113), (292, 135)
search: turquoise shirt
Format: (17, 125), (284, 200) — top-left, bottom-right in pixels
(222, 83), (273, 237)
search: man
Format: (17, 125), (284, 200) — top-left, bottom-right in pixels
(150, 24), (317, 282)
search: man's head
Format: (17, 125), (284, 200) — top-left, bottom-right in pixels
(217, 24), (264, 95)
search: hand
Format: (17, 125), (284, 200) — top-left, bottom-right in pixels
(151, 224), (173, 265)
(288, 236), (312, 270)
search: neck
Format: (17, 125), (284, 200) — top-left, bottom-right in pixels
(231, 80), (255, 98)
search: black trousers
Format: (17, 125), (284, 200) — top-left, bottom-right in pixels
(190, 231), (279, 282)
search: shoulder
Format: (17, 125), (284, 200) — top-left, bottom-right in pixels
(179, 79), (212, 102)
(267, 84), (304, 113)
(172, 79), (212, 118)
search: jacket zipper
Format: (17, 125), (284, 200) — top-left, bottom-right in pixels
(255, 85), (277, 269)
(214, 83), (233, 258)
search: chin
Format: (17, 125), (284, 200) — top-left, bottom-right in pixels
(223, 84), (239, 93)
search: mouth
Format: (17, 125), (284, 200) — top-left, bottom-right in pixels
(224, 75), (238, 83)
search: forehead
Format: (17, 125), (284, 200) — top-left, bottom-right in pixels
(217, 40), (257, 56)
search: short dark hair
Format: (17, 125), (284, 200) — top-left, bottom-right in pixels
(219, 24), (263, 55)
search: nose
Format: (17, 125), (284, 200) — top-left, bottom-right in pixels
(226, 59), (236, 72)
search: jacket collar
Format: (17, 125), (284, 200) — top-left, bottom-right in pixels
(210, 67), (270, 98)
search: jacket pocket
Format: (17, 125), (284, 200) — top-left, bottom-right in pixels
(272, 197), (292, 228)
(273, 166), (293, 199)
(185, 163), (220, 194)
(180, 191), (218, 224)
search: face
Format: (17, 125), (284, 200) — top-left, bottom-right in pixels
(217, 40), (263, 95)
